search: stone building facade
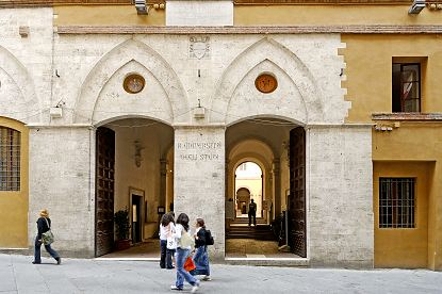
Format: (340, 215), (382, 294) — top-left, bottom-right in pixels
(1, 0), (441, 270)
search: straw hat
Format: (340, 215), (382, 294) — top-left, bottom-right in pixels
(39, 209), (49, 217)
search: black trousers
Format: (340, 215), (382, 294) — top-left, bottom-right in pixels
(248, 211), (256, 226)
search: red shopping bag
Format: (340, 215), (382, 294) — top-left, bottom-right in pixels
(184, 256), (196, 272)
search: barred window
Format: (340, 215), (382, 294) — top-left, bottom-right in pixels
(0, 127), (21, 191)
(379, 178), (415, 228)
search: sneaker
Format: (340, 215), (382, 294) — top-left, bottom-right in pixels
(191, 281), (200, 293)
(31, 261), (41, 264)
(170, 285), (183, 291)
(202, 275), (212, 281)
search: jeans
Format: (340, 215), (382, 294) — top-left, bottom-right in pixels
(193, 245), (210, 276)
(33, 235), (60, 263)
(174, 247), (198, 289)
(160, 239), (175, 268)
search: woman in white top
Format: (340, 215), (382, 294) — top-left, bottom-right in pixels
(159, 212), (175, 269)
(170, 213), (200, 293)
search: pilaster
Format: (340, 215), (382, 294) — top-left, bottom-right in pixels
(174, 126), (226, 260)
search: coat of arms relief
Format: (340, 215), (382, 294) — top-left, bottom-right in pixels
(189, 36), (211, 60)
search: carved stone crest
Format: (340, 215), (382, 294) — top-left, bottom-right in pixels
(190, 36), (210, 60)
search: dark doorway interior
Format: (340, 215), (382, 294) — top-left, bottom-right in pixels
(131, 194), (142, 244)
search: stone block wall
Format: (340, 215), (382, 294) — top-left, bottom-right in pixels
(308, 125), (373, 268)
(29, 127), (95, 258)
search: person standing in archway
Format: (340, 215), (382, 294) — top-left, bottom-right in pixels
(248, 199), (257, 226)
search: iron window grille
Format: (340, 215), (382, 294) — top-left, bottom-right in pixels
(379, 178), (415, 228)
(0, 127), (20, 191)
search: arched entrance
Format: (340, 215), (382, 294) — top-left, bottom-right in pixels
(72, 39), (187, 258)
(225, 117), (306, 259)
(94, 117), (174, 257)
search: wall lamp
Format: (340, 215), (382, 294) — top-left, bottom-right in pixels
(135, 0), (165, 15)
(133, 140), (145, 168)
(135, 0), (150, 15)
(409, 0), (426, 14)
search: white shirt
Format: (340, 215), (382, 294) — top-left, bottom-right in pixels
(159, 222), (175, 241)
(173, 224), (192, 250)
(159, 224), (168, 241)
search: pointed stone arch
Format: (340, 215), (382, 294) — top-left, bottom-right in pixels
(210, 37), (326, 125)
(0, 46), (39, 124)
(74, 39), (189, 125)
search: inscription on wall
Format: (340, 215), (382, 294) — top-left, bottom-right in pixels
(177, 142), (222, 161)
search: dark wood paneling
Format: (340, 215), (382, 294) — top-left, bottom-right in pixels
(289, 127), (306, 257)
(95, 127), (115, 257)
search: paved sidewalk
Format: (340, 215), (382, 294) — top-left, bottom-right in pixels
(1, 253), (442, 294)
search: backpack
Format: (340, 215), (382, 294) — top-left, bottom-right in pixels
(205, 229), (214, 246)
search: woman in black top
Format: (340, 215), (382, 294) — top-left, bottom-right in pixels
(192, 217), (211, 280)
(32, 209), (61, 265)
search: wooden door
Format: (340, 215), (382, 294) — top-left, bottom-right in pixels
(95, 127), (115, 257)
(289, 127), (306, 257)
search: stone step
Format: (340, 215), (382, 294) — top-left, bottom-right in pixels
(226, 225), (276, 241)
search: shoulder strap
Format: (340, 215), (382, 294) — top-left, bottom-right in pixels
(44, 217), (51, 229)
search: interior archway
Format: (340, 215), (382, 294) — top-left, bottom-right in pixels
(235, 162), (263, 219)
(225, 116), (306, 259)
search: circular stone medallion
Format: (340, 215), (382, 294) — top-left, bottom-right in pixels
(123, 74), (145, 94)
(255, 74), (278, 94)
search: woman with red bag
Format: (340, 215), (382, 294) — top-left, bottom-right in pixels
(170, 213), (200, 293)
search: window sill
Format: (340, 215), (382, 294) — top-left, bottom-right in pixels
(372, 113), (442, 121)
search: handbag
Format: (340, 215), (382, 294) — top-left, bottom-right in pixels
(166, 235), (177, 250)
(184, 256), (196, 272)
(41, 218), (54, 245)
(180, 230), (195, 248)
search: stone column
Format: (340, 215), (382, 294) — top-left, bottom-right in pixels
(273, 159), (281, 217)
(174, 126), (226, 260)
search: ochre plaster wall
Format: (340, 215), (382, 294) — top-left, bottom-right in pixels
(342, 34), (442, 122)
(52, 5), (442, 27)
(235, 5), (442, 26)
(0, 118), (29, 248)
(372, 124), (442, 269)
(373, 161), (432, 268)
(372, 122), (442, 160)
(344, 32), (442, 270)
(53, 5), (165, 26)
